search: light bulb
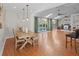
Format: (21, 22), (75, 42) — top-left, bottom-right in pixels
(26, 18), (29, 21)
(13, 7), (16, 9)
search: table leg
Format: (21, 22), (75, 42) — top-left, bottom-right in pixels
(66, 36), (67, 48)
(19, 41), (27, 50)
(74, 39), (77, 53)
(32, 39), (33, 46)
(70, 37), (72, 48)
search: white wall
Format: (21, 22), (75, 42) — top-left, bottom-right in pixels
(29, 14), (35, 32)
(0, 5), (35, 55)
(5, 10), (18, 37)
(71, 14), (79, 30)
(5, 9), (35, 38)
(0, 4), (6, 55)
(58, 17), (71, 27)
(57, 14), (79, 31)
(0, 29), (5, 55)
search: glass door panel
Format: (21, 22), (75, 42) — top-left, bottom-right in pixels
(52, 19), (57, 29)
(34, 17), (53, 32)
(38, 18), (48, 32)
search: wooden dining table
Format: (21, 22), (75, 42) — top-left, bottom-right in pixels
(15, 31), (37, 50)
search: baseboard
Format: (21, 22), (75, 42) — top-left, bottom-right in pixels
(0, 39), (6, 56)
(0, 36), (14, 56)
(5, 36), (14, 39)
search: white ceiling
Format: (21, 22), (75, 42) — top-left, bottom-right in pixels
(3, 3), (64, 16)
(4, 3), (79, 19)
(36, 3), (79, 19)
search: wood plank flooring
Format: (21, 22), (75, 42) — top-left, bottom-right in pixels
(2, 29), (79, 56)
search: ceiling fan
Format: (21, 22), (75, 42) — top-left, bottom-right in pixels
(57, 9), (64, 16)
(57, 13), (64, 15)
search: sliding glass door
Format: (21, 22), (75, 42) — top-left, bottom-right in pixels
(52, 20), (57, 29)
(34, 17), (58, 32)
(37, 18), (48, 32)
(34, 17), (52, 32)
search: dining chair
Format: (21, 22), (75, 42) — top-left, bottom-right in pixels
(32, 34), (39, 46)
(19, 32), (38, 49)
(12, 29), (25, 50)
(66, 29), (79, 53)
(19, 36), (33, 50)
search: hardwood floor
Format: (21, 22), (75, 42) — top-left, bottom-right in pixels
(2, 29), (79, 56)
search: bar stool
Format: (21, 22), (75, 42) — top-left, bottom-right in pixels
(66, 29), (79, 53)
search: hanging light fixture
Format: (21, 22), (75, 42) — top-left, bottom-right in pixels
(26, 5), (29, 21)
(22, 8), (25, 22)
(22, 5), (29, 22)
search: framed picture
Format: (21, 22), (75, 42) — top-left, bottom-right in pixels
(0, 22), (2, 29)
(0, 4), (4, 29)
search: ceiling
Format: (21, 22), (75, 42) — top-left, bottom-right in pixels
(36, 3), (79, 19)
(3, 3), (79, 19)
(3, 3), (64, 16)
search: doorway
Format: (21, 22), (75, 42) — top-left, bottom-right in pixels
(34, 17), (57, 32)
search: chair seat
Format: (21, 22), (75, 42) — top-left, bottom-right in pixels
(66, 29), (79, 53)
(66, 32), (78, 38)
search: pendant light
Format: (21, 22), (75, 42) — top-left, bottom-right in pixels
(26, 5), (29, 21)
(22, 5), (29, 22)
(22, 8), (26, 22)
